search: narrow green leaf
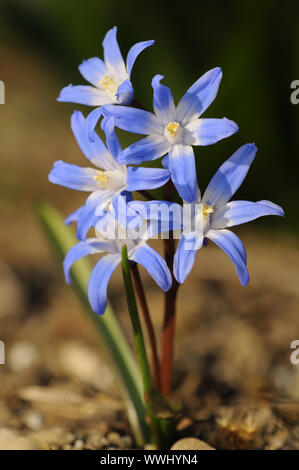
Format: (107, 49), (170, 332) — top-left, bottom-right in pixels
(35, 201), (150, 446)
(121, 245), (152, 394)
(121, 244), (163, 448)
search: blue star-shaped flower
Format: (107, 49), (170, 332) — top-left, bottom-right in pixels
(64, 201), (172, 316)
(173, 143), (284, 285)
(48, 112), (170, 240)
(102, 68), (238, 201)
(58, 27), (154, 107)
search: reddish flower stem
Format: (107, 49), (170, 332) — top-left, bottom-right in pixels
(161, 237), (179, 396)
(160, 181), (180, 396)
(131, 262), (162, 392)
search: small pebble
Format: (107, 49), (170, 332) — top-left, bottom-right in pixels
(171, 438), (215, 450)
(121, 435), (133, 448)
(58, 342), (114, 392)
(86, 431), (102, 449)
(107, 432), (122, 446)
(176, 417), (193, 432)
(8, 341), (38, 372)
(22, 410), (43, 431)
(144, 444), (156, 450)
(73, 439), (84, 450)
(100, 437), (109, 447)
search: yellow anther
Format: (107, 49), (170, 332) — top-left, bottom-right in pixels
(166, 121), (180, 136)
(100, 75), (116, 92)
(202, 204), (214, 218)
(93, 171), (108, 187)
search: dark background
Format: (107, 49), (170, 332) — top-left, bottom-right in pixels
(0, 0), (298, 228)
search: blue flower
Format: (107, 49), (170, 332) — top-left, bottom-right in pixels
(48, 111), (170, 240)
(64, 206), (172, 316)
(173, 143), (284, 285)
(57, 27), (154, 107)
(111, 194), (183, 238)
(102, 68), (238, 202)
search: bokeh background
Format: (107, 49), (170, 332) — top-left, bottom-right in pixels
(0, 0), (299, 450)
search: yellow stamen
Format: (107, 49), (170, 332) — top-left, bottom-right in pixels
(100, 75), (116, 92)
(202, 204), (214, 218)
(93, 171), (108, 187)
(166, 121), (180, 136)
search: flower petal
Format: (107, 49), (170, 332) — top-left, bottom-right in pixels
(102, 105), (162, 135)
(151, 75), (176, 124)
(126, 166), (170, 191)
(128, 199), (182, 219)
(258, 199), (285, 214)
(131, 243), (172, 291)
(65, 206), (84, 225)
(76, 190), (115, 240)
(63, 239), (116, 284)
(168, 145), (197, 202)
(72, 111), (117, 170)
(117, 135), (171, 164)
(101, 117), (122, 159)
(78, 57), (107, 86)
(126, 40), (155, 77)
(57, 85), (112, 106)
(161, 154), (169, 169)
(174, 233), (203, 283)
(102, 27), (127, 80)
(88, 253), (121, 315)
(206, 228), (249, 286)
(203, 143), (257, 208)
(111, 193), (142, 228)
(127, 200), (183, 236)
(85, 107), (103, 139)
(176, 67), (223, 125)
(186, 117), (238, 146)
(116, 79), (134, 105)
(211, 200), (285, 230)
(48, 160), (98, 191)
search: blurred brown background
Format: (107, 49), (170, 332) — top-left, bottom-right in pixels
(0, 0), (299, 450)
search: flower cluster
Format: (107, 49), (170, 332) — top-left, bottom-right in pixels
(49, 27), (284, 316)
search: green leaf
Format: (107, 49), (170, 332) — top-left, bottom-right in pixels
(35, 201), (150, 446)
(121, 245), (152, 395)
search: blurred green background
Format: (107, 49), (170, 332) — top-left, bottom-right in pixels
(0, 0), (298, 228)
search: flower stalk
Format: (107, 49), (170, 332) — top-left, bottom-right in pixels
(121, 244), (162, 447)
(159, 181), (179, 396)
(131, 262), (161, 391)
(161, 232), (179, 396)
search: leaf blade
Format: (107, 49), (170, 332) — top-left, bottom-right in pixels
(35, 201), (150, 446)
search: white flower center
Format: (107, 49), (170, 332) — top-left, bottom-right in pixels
(99, 75), (119, 97)
(93, 171), (109, 188)
(192, 203), (214, 235)
(93, 168), (127, 193)
(202, 204), (214, 219)
(164, 121), (183, 144)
